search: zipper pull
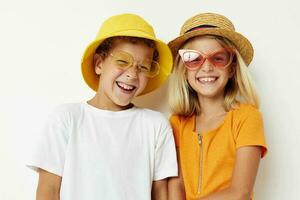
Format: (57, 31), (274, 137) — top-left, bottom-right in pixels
(197, 133), (202, 145)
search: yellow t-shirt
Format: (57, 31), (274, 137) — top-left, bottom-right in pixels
(170, 103), (268, 200)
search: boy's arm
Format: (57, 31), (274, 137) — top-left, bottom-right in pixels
(168, 149), (185, 200)
(198, 146), (261, 200)
(36, 169), (62, 200)
(152, 179), (168, 200)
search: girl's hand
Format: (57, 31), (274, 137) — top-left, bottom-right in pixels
(199, 146), (262, 200)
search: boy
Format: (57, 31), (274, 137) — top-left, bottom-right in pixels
(28, 13), (177, 200)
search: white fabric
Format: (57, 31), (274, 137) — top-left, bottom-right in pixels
(28, 102), (178, 200)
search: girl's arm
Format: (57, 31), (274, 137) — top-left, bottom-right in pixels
(168, 149), (186, 200)
(199, 146), (261, 200)
(152, 179), (168, 200)
(36, 169), (62, 200)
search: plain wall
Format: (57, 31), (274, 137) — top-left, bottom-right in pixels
(1, 0), (300, 199)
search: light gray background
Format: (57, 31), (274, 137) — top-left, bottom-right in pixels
(1, 0), (299, 199)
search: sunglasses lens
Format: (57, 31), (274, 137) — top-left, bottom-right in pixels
(149, 61), (160, 77)
(139, 60), (160, 77)
(210, 50), (232, 67)
(182, 51), (204, 69)
(112, 51), (132, 69)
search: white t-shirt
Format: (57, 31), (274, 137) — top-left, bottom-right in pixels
(28, 102), (178, 200)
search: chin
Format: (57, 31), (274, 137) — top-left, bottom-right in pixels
(115, 101), (130, 107)
(113, 98), (132, 107)
(198, 91), (222, 98)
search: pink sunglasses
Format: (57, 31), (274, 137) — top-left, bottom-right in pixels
(178, 48), (235, 70)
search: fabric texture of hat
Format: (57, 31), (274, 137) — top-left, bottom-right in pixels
(168, 13), (254, 66)
(81, 13), (173, 95)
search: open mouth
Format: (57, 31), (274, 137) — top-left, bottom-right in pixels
(197, 76), (219, 84)
(116, 81), (136, 92)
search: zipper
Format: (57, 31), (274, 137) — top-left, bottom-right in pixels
(197, 132), (203, 194)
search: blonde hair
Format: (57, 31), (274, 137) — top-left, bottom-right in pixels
(169, 35), (259, 116)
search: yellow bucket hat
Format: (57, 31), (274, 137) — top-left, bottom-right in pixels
(81, 13), (173, 95)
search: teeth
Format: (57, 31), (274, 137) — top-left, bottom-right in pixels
(117, 82), (135, 90)
(198, 77), (217, 82)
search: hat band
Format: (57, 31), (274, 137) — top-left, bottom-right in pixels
(185, 25), (217, 33)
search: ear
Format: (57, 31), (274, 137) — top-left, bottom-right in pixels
(228, 65), (236, 78)
(94, 53), (104, 75)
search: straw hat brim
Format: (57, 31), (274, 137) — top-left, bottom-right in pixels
(168, 28), (254, 66)
(81, 30), (173, 95)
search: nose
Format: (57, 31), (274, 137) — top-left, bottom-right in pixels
(200, 58), (214, 72)
(125, 64), (138, 79)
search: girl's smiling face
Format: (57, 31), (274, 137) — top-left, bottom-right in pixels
(183, 36), (235, 100)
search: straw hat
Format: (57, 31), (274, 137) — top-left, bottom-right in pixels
(168, 13), (254, 66)
(81, 13), (173, 95)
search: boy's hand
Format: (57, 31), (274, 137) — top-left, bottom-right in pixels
(152, 179), (168, 200)
(167, 148), (185, 200)
(36, 168), (62, 200)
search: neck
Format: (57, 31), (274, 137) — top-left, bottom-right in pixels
(198, 95), (226, 118)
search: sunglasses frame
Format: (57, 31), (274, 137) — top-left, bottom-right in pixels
(108, 50), (160, 78)
(178, 48), (235, 70)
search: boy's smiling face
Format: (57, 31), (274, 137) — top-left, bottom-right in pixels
(93, 39), (153, 111)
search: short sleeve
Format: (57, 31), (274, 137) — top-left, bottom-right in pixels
(27, 106), (71, 176)
(153, 115), (178, 181)
(169, 115), (181, 148)
(234, 106), (268, 157)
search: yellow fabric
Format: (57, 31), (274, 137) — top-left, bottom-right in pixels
(81, 13), (173, 95)
(170, 103), (267, 200)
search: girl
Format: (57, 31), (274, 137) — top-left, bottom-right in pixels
(167, 13), (267, 200)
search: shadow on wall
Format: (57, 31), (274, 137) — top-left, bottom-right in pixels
(133, 79), (170, 116)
